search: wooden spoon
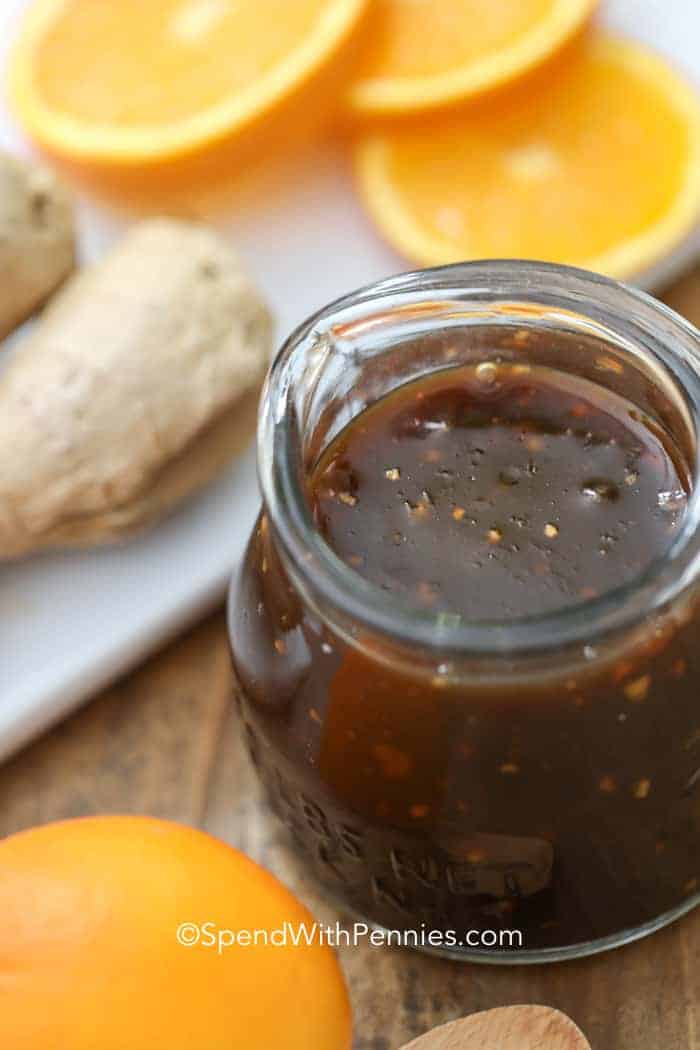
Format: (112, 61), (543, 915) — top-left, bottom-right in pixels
(400, 1005), (592, 1050)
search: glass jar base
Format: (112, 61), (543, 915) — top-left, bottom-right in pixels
(351, 893), (700, 965)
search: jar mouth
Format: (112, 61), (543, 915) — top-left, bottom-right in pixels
(259, 260), (700, 659)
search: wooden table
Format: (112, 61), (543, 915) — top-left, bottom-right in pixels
(3, 271), (700, 1050)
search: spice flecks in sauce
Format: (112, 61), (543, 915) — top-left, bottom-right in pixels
(311, 364), (687, 620)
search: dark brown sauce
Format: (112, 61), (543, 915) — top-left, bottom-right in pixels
(312, 364), (687, 619)
(231, 363), (700, 955)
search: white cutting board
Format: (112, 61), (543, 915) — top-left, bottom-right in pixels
(0, 0), (698, 761)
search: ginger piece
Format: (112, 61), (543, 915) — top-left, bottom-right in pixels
(0, 219), (272, 558)
(0, 151), (75, 339)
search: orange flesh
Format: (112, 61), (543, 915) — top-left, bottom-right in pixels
(355, 0), (557, 81)
(34, 0), (334, 126)
(376, 42), (693, 263)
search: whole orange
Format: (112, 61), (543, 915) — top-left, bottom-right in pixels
(0, 816), (352, 1050)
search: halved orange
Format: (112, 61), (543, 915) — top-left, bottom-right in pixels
(346, 0), (599, 117)
(355, 34), (700, 282)
(9, 0), (368, 204)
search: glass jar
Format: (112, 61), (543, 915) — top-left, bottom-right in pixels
(228, 261), (700, 962)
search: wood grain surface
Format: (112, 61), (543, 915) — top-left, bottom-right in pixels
(3, 271), (700, 1050)
(400, 1006), (591, 1050)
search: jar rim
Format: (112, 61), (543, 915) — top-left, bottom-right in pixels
(258, 260), (700, 659)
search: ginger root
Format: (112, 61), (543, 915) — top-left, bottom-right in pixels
(0, 151), (75, 339)
(0, 219), (273, 559)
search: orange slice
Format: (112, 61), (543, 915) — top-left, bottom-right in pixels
(355, 34), (700, 282)
(347, 0), (598, 116)
(9, 0), (368, 203)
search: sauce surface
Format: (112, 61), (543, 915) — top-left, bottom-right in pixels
(312, 363), (688, 619)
